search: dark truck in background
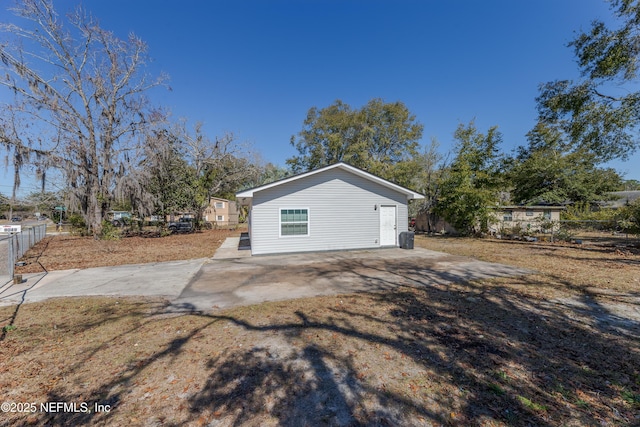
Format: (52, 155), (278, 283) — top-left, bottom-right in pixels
(167, 217), (194, 233)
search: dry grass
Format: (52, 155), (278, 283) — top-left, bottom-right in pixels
(414, 235), (640, 298)
(1, 234), (639, 426)
(14, 229), (241, 273)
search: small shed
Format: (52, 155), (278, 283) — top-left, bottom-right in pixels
(236, 162), (424, 255)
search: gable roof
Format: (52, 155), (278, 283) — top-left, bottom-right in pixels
(236, 162), (424, 201)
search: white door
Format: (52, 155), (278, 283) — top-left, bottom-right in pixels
(380, 205), (397, 246)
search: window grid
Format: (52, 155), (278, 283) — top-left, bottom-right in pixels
(280, 209), (309, 236)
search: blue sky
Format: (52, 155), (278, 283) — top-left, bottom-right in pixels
(1, 0), (639, 196)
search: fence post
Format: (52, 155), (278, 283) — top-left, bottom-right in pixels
(8, 234), (15, 280)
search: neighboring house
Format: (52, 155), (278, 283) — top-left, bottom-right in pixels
(203, 197), (239, 226)
(490, 205), (564, 234)
(236, 162), (424, 256)
(161, 197), (238, 226)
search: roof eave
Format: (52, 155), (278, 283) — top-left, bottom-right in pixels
(235, 162), (424, 200)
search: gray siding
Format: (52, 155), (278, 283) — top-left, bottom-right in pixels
(251, 168), (409, 255)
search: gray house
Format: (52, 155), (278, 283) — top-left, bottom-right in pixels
(236, 162), (424, 255)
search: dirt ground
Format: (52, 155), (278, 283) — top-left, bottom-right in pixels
(14, 229), (241, 273)
(0, 232), (639, 426)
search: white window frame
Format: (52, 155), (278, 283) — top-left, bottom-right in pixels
(503, 211), (513, 222)
(216, 215), (224, 221)
(279, 208), (310, 237)
(214, 201), (224, 209)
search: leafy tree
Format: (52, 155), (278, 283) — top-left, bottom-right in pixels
(536, 0), (640, 161)
(0, 0), (166, 237)
(410, 139), (449, 231)
(235, 162), (291, 222)
(617, 199), (640, 235)
(258, 163), (291, 185)
(507, 123), (622, 204)
(125, 129), (195, 221)
(0, 192), (9, 218)
(435, 122), (504, 235)
(287, 98), (423, 187)
(25, 191), (63, 214)
(241, 162), (291, 189)
(618, 179), (640, 191)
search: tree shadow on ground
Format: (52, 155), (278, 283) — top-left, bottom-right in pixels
(4, 256), (639, 426)
(179, 258), (639, 426)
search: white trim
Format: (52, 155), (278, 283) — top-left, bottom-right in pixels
(379, 205), (397, 246)
(278, 207), (310, 238)
(237, 162), (424, 200)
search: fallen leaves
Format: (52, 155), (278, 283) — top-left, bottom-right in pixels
(16, 229), (240, 273)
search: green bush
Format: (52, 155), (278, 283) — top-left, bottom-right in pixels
(617, 200), (640, 236)
(562, 202), (619, 232)
(100, 220), (121, 240)
(67, 213), (88, 235)
(563, 202), (618, 221)
(554, 227), (575, 242)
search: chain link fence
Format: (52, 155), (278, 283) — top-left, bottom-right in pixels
(0, 224), (47, 286)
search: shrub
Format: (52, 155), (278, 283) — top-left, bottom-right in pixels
(67, 213), (88, 235)
(617, 200), (640, 236)
(554, 227), (575, 242)
(100, 220), (121, 240)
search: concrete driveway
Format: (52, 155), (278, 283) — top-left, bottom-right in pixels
(0, 258), (206, 307)
(0, 246), (533, 313)
(174, 247), (533, 312)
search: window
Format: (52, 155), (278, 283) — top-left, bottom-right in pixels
(214, 202), (224, 209)
(543, 209), (551, 220)
(280, 208), (309, 236)
(526, 211), (534, 217)
(503, 211), (513, 222)
(216, 215), (224, 221)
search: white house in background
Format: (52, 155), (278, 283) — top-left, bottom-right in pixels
(236, 162), (424, 256)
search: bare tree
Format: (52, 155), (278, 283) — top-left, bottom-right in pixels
(0, 0), (166, 236)
(176, 120), (260, 226)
